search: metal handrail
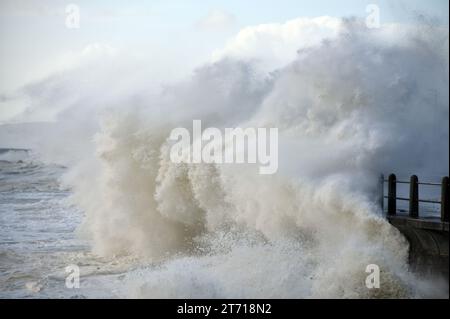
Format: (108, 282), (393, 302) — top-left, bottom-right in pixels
(419, 199), (441, 204)
(380, 173), (449, 222)
(383, 180), (442, 186)
(419, 182), (442, 186)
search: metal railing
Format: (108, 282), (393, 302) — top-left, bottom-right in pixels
(380, 174), (449, 222)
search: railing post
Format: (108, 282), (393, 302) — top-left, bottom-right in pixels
(441, 176), (449, 222)
(379, 174), (384, 212)
(409, 175), (419, 218)
(387, 174), (396, 215)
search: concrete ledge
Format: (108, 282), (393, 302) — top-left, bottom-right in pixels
(387, 215), (449, 232)
(387, 214), (449, 279)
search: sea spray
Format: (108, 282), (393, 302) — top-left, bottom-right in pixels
(42, 19), (450, 297)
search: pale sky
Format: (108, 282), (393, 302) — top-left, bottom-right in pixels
(0, 0), (448, 106)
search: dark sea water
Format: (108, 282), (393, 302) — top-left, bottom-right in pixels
(0, 149), (135, 298)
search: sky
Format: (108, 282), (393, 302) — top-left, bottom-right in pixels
(0, 0), (448, 117)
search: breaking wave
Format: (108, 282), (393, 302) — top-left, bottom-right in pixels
(9, 19), (450, 298)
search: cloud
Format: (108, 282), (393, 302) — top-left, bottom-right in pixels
(0, 0), (65, 17)
(212, 16), (342, 71)
(0, 0), (153, 19)
(195, 9), (236, 31)
(0, 43), (122, 123)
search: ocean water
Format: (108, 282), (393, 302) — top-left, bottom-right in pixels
(0, 149), (136, 298)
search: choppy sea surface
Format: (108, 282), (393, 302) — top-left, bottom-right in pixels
(0, 148), (139, 298)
